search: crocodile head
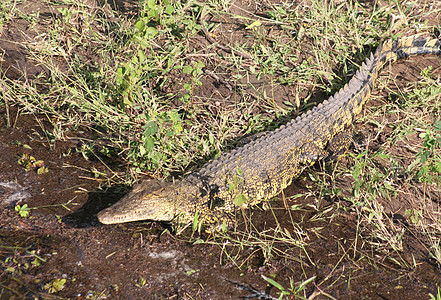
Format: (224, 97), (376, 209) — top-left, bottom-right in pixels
(97, 180), (178, 224)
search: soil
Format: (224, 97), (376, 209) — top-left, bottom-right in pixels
(1, 0), (441, 299)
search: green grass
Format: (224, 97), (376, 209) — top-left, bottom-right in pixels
(1, 0), (441, 297)
(4, 0), (430, 179)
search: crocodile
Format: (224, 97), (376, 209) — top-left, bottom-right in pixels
(98, 34), (441, 229)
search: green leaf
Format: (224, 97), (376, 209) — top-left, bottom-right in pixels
(145, 26), (158, 37)
(420, 150), (430, 163)
(221, 220), (227, 232)
(208, 133), (215, 145)
(375, 152), (389, 159)
(186, 269), (197, 275)
(165, 4), (174, 14)
(139, 144), (146, 156)
(261, 275), (288, 294)
(228, 182), (236, 192)
(182, 65), (193, 74)
(183, 83), (191, 91)
(116, 66), (125, 84)
(134, 20), (145, 31)
(147, 0), (156, 9)
(31, 258), (41, 266)
(246, 20), (262, 30)
(143, 122), (158, 137)
(193, 62), (205, 73)
(182, 93), (190, 102)
(44, 278), (66, 293)
(37, 166), (49, 175)
(192, 210), (199, 232)
(138, 50), (146, 63)
(145, 137), (155, 152)
(352, 164), (361, 179)
(148, 8), (158, 19)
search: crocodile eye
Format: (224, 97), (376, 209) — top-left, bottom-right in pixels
(152, 188), (165, 197)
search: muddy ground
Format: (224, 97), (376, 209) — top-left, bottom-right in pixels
(1, 0), (441, 299)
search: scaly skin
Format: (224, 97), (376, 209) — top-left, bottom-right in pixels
(98, 35), (441, 228)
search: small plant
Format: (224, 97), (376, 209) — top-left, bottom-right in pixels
(429, 239), (441, 267)
(261, 274), (316, 299)
(15, 204), (31, 218)
(17, 153), (49, 175)
(14, 200), (79, 219)
(44, 278), (66, 293)
(182, 61), (205, 103)
(136, 277), (147, 287)
(226, 168), (248, 208)
(404, 209), (423, 225)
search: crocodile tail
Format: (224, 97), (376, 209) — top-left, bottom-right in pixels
(370, 34), (441, 81)
(344, 34), (441, 118)
(311, 34), (441, 144)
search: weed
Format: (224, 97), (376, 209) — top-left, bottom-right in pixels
(17, 153), (49, 175)
(14, 198), (79, 218)
(44, 278), (66, 294)
(14, 204), (30, 218)
(262, 274), (316, 300)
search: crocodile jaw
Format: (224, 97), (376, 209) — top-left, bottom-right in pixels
(97, 203), (174, 224)
(97, 182), (176, 224)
